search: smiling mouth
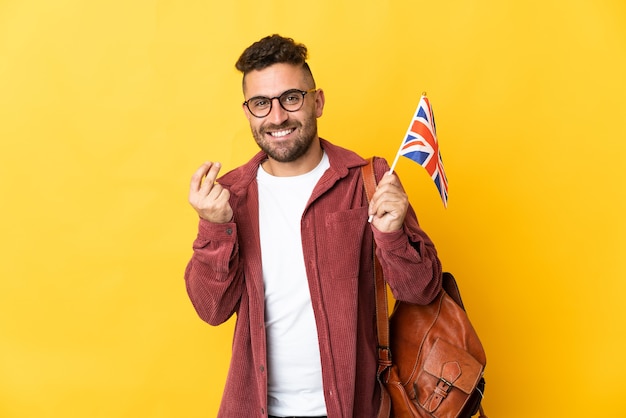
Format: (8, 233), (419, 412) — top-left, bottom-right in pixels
(268, 128), (295, 138)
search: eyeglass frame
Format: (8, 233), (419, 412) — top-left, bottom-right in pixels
(243, 88), (317, 118)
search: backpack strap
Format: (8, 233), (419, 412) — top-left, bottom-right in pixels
(361, 157), (389, 357)
(361, 158), (392, 418)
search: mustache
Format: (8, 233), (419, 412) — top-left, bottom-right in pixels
(262, 121), (297, 131)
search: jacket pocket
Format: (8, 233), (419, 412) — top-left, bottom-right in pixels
(320, 206), (369, 280)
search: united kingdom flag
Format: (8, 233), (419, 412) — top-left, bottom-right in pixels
(397, 94), (448, 207)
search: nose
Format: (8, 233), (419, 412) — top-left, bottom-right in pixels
(265, 97), (289, 124)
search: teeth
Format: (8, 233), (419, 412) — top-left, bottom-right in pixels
(270, 129), (293, 138)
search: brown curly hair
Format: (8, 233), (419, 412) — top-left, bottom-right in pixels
(235, 34), (315, 84)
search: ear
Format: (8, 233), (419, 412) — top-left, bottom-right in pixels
(314, 88), (325, 118)
(242, 103), (251, 120)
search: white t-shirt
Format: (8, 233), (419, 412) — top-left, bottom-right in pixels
(257, 153), (330, 417)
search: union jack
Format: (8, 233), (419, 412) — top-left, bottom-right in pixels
(391, 94), (448, 207)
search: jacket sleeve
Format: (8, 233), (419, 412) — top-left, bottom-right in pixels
(371, 157), (442, 305)
(184, 218), (244, 325)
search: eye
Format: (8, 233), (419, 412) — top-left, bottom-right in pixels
(281, 91), (302, 105)
(250, 97), (270, 109)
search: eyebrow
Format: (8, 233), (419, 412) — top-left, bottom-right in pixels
(245, 88), (304, 100)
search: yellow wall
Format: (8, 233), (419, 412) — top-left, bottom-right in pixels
(1, 0), (625, 416)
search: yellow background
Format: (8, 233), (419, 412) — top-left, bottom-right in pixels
(1, 0), (625, 417)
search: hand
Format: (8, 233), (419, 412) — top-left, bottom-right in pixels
(368, 172), (408, 232)
(188, 162), (233, 223)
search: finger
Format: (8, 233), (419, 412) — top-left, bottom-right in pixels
(200, 184), (233, 223)
(207, 182), (229, 202)
(371, 185), (404, 210)
(369, 188), (408, 218)
(374, 174), (406, 202)
(376, 172), (402, 189)
(198, 162), (224, 195)
(204, 161), (223, 185)
(190, 162), (212, 193)
(216, 188), (232, 213)
(371, 197), (408, 230)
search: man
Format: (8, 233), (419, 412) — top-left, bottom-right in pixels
(185, 34), (442, 418)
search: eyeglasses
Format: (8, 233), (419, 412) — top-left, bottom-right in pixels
(243, 88), (317, 118)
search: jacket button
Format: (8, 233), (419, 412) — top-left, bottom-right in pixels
(226, 228), (233, 235)
(259, 364), (265, 373)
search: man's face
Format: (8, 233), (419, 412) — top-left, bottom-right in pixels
(242, 63), (324, 163)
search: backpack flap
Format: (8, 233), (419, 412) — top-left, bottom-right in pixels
(418, 338), (484, 414)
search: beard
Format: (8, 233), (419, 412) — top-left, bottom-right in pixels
(250, 112), (318, 163)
